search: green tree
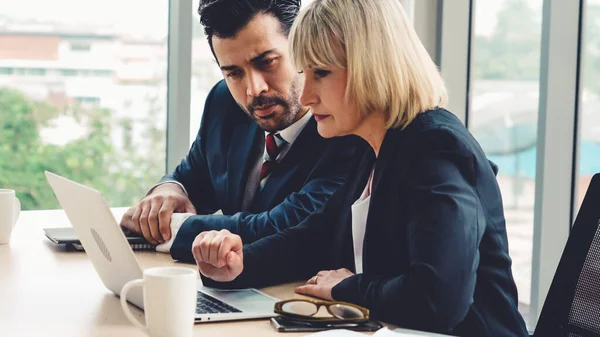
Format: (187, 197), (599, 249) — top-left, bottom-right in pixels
(0, 87), (166, 210)
(583, 4), (600, 95)
(474, 0), (600, 96)
(110, 93), (167, 207)
(473, 0), (541, 81)
(0, 89), (55, 209)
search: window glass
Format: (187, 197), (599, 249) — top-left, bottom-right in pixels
(0, 0), (169, 209)
(471, 0), (543, 324)
(577, 0), (600, 208)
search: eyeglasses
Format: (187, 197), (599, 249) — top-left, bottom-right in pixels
(274, 299), (370, 322)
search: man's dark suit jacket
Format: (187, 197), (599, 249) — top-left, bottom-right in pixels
(166, 80), (363, 261)
(199, 109), (529, 337)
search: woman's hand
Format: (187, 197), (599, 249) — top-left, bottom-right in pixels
(192, 230), (243, 282)
(295, 268), (355, 300)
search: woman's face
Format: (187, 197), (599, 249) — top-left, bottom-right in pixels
(299, 66), (364, 138)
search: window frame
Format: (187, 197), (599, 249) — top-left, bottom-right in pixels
(166, 0), (193, 173)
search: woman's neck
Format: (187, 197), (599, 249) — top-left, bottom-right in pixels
(354, 113), (388, 157)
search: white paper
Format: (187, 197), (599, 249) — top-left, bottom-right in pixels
(375, 327), (429, 336)
(305, 329), (365, 337)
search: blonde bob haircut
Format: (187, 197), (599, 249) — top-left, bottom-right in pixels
(289, 0), (448, 129)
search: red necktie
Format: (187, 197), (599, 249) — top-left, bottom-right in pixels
(260, 133), (282, 182)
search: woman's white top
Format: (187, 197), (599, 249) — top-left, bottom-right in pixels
(351, 169), (374, 274)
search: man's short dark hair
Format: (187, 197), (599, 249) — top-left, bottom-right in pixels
(198, 0), (301, 52)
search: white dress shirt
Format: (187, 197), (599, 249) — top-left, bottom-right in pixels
(156, 212), (194, 253)
(350, 169), (374, 274)
(155, 110), (313, 253)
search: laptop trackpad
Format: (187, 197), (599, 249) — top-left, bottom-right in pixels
(200, 287), (277, 313)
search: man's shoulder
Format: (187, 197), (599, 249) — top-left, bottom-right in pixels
(321, 134), (366, 149)
(293, 117), (365, 150)
(313, 134), (369, 160)
(209, 79), (233, 102)
(203, 80), (247, 121)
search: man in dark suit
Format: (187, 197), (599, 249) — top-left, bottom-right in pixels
(119, 0), (361, 257)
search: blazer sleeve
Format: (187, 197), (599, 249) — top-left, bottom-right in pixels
(159, 86), (219, 215)
(198, 181), (349, 289)
(169, 137), (364, 262)
(331, 127), (483, 333)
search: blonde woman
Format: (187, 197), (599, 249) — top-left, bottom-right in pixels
(190, 0), (528, 335)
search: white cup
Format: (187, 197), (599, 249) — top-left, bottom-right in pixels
(120, 266), (197, 337)
(0, 189), (21, 245)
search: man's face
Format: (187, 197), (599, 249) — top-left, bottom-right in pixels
(212, 14), (305, 132)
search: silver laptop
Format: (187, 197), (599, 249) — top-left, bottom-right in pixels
(45, 171), (278, 323)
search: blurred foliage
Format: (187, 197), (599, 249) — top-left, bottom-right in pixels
(474, 0), (600, 96)
(473, 0), (541, 81)
(582, 4), (600, 96)
(0, 88), (165, 210)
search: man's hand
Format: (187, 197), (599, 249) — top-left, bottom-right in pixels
(295, 268), (355, 301)
(192, 230), (244, 282)
(119, 183), (196, 244)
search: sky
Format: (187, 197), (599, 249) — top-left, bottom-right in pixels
(0, 0), (169, 38)
(0, 0), (558, 39)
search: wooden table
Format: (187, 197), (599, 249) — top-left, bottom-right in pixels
(0, 209), (448, 337)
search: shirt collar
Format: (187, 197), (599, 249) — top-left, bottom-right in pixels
(264, 109), (313, 145)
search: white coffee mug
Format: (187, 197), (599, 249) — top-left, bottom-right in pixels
(121, 266), (197, 337)
(0, 189), (21, 245)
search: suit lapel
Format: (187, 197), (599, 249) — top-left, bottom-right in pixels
(227, 119), (263, 211)
(276, 117), (319, 169)
(362, 128), (414, 274)
(369, 129), (410, 203)
(255, 117), (321, 207)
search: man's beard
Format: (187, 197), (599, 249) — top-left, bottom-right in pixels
(244, 81), (303, 132)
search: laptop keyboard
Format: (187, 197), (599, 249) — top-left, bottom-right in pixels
(196, 291), (242, 314)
